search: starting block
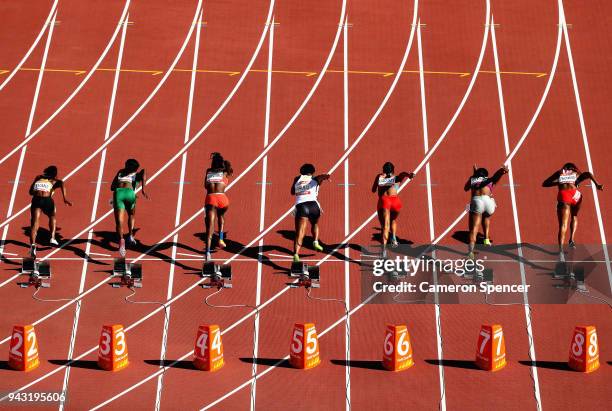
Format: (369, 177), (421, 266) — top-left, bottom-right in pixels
(200, 262), (232, 289)
(288, 262), (320, 288)
(553, 262), (586, 291)
(110, 258), (142, 288)
(18, 258), (51, 289)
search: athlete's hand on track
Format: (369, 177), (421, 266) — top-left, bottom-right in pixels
(501, 165), (509, 174)
(141, 191), (150, 199)
(64, 199), (73, 206)
(408, 172), (416, 179)
(596, 184), (604, 191)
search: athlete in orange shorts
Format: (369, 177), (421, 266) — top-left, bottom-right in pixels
(372, 162), (415, 256)
(204, 152), (233, 260)
(543, 162), (603, 252)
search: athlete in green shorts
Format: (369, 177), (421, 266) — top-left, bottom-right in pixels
(111, 159), (148, 257)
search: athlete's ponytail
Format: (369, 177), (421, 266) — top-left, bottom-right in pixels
(224, 160), (233, 176)
(382, 162), (394, 178)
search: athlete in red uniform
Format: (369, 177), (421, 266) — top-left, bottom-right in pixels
(204, 152), (232, 260)
(542, 162), (603, 250)
(371, 162), (414, 256)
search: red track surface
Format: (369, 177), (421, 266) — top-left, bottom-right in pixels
(0, 1), (610, 410)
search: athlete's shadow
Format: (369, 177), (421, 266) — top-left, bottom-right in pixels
(276, 230), (361, 266)
(20, 227), (106, 265)
(192, 232), (292, 273)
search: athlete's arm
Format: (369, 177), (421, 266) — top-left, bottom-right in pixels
(290, 176), (299, 195)
(542, 170), (561, 187)
(464, 177), (473, 192)
(577, 171), (604, 190)
(138, 169), (149, 199)
(314, 174), (331, 184)
(55, 180), (72, 206)
(28, 177), (38, 196)
(490, 166), (509, 185)
(110, 172), (119, 191)
(371, 175), (379, 193)
(397, 171), (415, 183)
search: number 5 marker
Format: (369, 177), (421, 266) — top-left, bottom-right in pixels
(289, 323), (320, 369)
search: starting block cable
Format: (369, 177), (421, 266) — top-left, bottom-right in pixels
(304, 287), (351, 409)
(31, 287), (75, 303)
(203, 288), (259, 407)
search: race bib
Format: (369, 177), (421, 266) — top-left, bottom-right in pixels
(33, 181), (52, 192)
(206, 171), (224, 184)
(295, 175), (315, 196)
(559, 170), (577, 184)
(378, 176), (396, 187)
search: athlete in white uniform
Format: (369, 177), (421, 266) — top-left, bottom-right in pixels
(464, 165), (508, 258)
(28, 166), (72, 257)
(291, 163), (330, 262)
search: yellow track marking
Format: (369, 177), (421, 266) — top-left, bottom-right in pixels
(0, 67), (547, 78)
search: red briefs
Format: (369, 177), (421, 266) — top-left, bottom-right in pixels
(205, 193), (229, 209)
(557, 188), (582, 206)
(377, 195), (402, 212)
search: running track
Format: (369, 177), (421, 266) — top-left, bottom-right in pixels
(0, 1), (610, 410)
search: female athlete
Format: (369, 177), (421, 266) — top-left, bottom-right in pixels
(204, 152), (233, 260)
(464, 165), (508, 258)
(371, 162), (414, 256)
(291, 163), (330, 262)
(28, 166), (72, 257)
(111, 159), (148, 257)
(542, 162), (603, 250)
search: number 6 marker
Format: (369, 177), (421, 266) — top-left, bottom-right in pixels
(382, 324), (414, 371)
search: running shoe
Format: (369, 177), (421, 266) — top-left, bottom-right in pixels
(50, 238), (59, 246)
(206, 252), (212, 262)
(30, 244), (37, 258)
(293, 254), (300, 263)
(381, 248), (387, 259)
(391, 238), (399, 248)
(127, 235), (137, 246)
(313, 240), (323, 252)
(467, 251), (475, 260)
(218, 239), (227, 248)
(569, 240), (576, 249)
(119, 239), (126, 257)
(483, 238), (492, 246)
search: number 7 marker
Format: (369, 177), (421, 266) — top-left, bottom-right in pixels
(475, 324), (506, 371)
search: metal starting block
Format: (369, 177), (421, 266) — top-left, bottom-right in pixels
(110, 258), (143, 288)
(200, 262), (232, 289)
(288, 262), (320, 288)
(18, 259), (51, 288)
(553, 262), (586, 291)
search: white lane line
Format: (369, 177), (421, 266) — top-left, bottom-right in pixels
(490, 16), (541, 411)
(84, 2), (420, 406)
(0, 0), (269, 271)
(417, 20), (446, 411)
(342, 16), (351, 411)
(0, 1), (131, 167)
(88, 252), (110, 257)
(559, 0), (612, 292)
(250, 14), (275, 411)
(264, 252), (291, 258)
(154, 9), (203, 411)
(0, 0), (202, 233)
(0, 0), (58, 92)
(58, 13), (129, 411)
(0, 9), (56, 259)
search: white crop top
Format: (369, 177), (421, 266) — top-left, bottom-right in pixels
(205, 171), (226, 184)
(33, 179), (53, 193)
(559, 170), (578, 184)
(294, 175), (319, 205)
